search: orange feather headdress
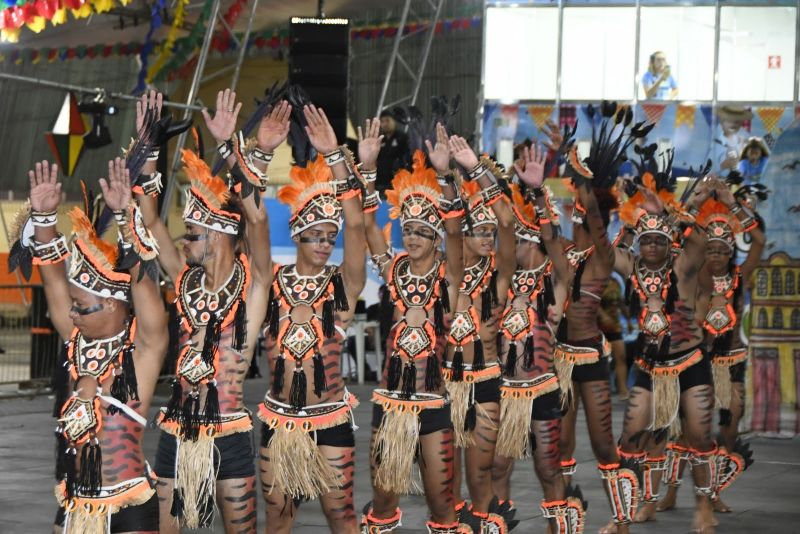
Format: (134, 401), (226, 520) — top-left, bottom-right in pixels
(510, 184), (540, 242)
(182, 149), (241, 235)
(618, 172), (683, 239)
(277, 155), (341, 236)
(386, 150), (444, 237)
(695, 198), (740, 249)
(68, 207), (131, 301)
(461, 178), (498, 230)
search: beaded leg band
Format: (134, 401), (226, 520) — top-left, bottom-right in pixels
(689, 446), (719, 498)
(426, 520), (471, 533)
(664, 442), (691, 487)
(560, 457), (577, 477)
(640, 455), (667, 503)
(713, 439), (753, 496)
(598, 463), (639, 524)
(361, 505), (402, 533)
(540, 497), (585, 534)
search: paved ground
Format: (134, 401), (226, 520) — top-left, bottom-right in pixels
(1, 379), (799, 533)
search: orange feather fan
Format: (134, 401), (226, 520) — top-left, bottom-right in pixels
(695, 198), (741, 233)
(277, 155), (334, 213)
(509, 183), (535, 224)
(619, 171), (681, 226)
(68, 206), (119, 273)
(182, 149), (230, 209)
(386, 150), (439, 219)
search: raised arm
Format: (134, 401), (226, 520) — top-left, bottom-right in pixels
(576, 183), (615, 273)
(134, 92), (184, 282)
(99, 158), (167, 348)
(427, 123), (463, 287)
(28, 161), (73, 341)
(716, 182), (765, 281)
(450, 134), (515, 281)
(358, 118), (391, 276)
(676, 181), (711, 278)
(305, 104), (366, 309)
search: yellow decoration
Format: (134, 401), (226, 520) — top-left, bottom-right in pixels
(755, 107), (785, 133)
(526, 105), (554, 130)
(52, 8), (68, 25)
(91, 0), (114, 14)
(26, 16), (47, 33)
(1, 28), (21, 43)
(147, 0), (189, 82)
(71, 4), (92, 19)
(675, 104), (696, 129)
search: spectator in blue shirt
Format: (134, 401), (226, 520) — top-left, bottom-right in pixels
(737, 137), (770, 184)
(641, 51), (678, 100)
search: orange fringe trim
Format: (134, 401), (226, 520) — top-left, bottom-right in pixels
(442, 362), (502, 383)
(157, 409), (252, 439)
(257, 395), (359, 432)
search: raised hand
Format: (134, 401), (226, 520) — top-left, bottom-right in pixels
(357, 118), (383, 169)
(135, 90), (162, 133)
(303, 104), (338, 154)
(448, 135), (479, 170)
(513, 144), (547, 189)
(257, 100), (292, 153)
(28, 160), (61, 213)
(201, 89), (243, 144)
(542, 119), (563, 152)
(424, 122), (450, 173)
(639, 185), (664, 214)
(99, 157), (132, 211)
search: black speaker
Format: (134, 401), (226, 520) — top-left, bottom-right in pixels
(289, 17), (350, 141)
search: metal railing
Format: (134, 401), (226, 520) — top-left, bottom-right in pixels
(0, 284), (60, 388)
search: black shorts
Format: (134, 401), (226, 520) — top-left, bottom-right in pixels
(730, 361), (746, 384)
(55, 492), (159, 532)
(371, 403), (453, 435)
(154, 429), (255, 480)
(634, 347), (712, 393)
(474, 377), (502, 404)
(567, 338), (610, 383)
(261, 421), (355, 448)
(604, 331), (623, 342)
(531, 389), (563, 421)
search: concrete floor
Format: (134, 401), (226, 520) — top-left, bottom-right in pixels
(1, 380), (799, 533)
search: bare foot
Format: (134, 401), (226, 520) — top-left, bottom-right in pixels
(633, 502), (657, 523)
(599, 520), (629, 534)
(657, 486), (678, 512)
(693, 498), (716, 533)
(712, 497), (732, 513)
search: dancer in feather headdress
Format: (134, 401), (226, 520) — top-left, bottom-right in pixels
(7, 143), (167, 533)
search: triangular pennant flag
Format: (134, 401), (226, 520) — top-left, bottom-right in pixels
(755, 107), (785, 133)
(68, 134), (85, 176)
(559, 104), (577, 129)
(700, 105), (713, 127)
(675, 104), (696, 129)
(44, 132), (67, 170)
(52, 93), (72, 134)
(527, 104), (554, 130)
(640, 103), (667, 125)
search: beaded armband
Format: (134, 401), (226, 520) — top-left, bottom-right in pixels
(217, 140), (233, 160)
(360, 168), (377, 183)
(732, 202), (757, 231)
(324, 148), (346, 167)
(32, 235), (69, 265)
(363, 191), (381, 213)
(370, 248), (394, 275)
(251, 147), (274, 164)
(466, 161), (489, 182)
(231, 131), (268, 190)
(115, 202), (159, 263)
(439, 197), (465, 219)
(132, 172), (163, 197)
(146, 148), (160, 162)
(31, 210), (57, 228)
(480, 182), (504, 207)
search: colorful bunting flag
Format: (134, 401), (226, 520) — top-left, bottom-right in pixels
(674, 104), (696, 129)
(640, 103), (667, 125)
(700, 105), (713, 127)
(755, 107), (785, 133)
(526, 105), (554, 130)
(44, 92), (87, 176)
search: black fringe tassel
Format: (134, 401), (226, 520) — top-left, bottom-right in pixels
(379, 286), (394, 346)
(332, 272), (349, 311)
(266, 290), (279, 338)
(322, 299), (335, 338)
(524, 336), (535, 369)
(78, 440), (103, 497)
(201, 316), (221, 365)
(387, 353), (402, 391)
(439, 278), (450, 312)
(289, 365), (307, 410)
(665, 270), (678, 315)
(401, 361), (416, 398)
(164, 379), (184, 422)
(425, 352), (442, 391)
(465, 401), (477, 432)
(544, 273), (555, 305)
(51, 346), (69, 418)
(556, 315), (569, 342)
(203, 381), (221, 430)
(272, 357), (285, 396)
(481, 270), (499, 322)
(434, 301), (445, 336)
(232, 299), (247, 351)
(313, 352), (327, 397)
(451, 349), (465, 381)
(472, 338), (485, 370)
(504, 343), (517, 377)
(170, 488), (184, 518)
(180, 391), (201, 442)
